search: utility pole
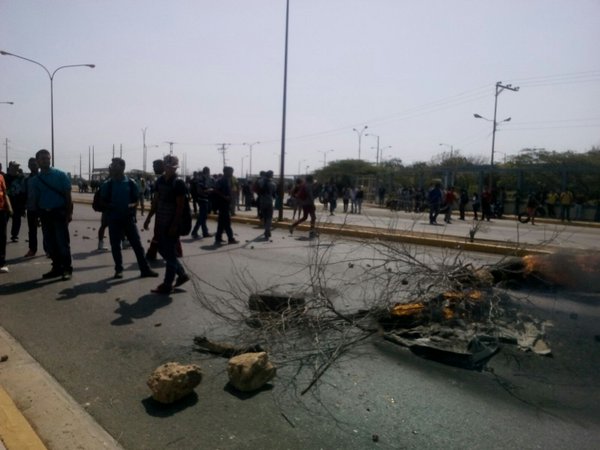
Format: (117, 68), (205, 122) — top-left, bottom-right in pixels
(491, 82), (519, 170)
(164, 141), (176, 155)
(243, 141), (260, 178)
(119, 144), (123, 159)
(217, 143), (231, 167)
(88, 146), (91, 181)
(79, 153), (82, 178)
(142, 127), (148, 173)
(92, 145), (95, 175)
(4, 138), (9, 168)
(112, 144), (115, 159)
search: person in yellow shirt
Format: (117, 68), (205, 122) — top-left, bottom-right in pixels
(546, 190), (559, 218)
(560, 189), (573, 222)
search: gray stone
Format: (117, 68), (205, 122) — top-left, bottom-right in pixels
(147, 362), (203, 404)
(227, 352), (276, 392)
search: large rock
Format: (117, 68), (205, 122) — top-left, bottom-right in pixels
(147, 362), (203, 404)
(227, 352), (276, 392)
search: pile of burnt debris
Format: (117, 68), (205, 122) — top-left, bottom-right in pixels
(195, 253), (598, 374)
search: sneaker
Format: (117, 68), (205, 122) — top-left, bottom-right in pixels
(61, 271), (72, 281)
(42, 269), (62, 279)
(140, 269), (159, 278)
(24, 250), (36, 257)
(228, 239), (239, 244)
(0, 266), (9, 273)
(97, 240), (106, 251)
(174, 273), (190, 287)
(203, 233), (213, 238)
(10, 236), (18, 242)
(151, 284), (172, 295)
(214, 239), (225, 246)
(114, 271), (123, 279)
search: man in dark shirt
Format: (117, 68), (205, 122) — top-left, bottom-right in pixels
(100, 158), (157, 279)
(214, 166), (238, 245)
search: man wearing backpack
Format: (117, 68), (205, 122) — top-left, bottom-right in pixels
(100, 158), (158, 280)
(144, 155), (190, 294)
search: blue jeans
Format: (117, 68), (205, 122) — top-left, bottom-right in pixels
(108, 213), (151, 273)
(192, 200), (210, 236)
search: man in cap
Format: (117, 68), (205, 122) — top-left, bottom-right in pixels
(145, 155), (189, 294)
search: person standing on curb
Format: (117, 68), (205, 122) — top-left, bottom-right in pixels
(100, 158), (158, 279)
(0, 170), (13, 273)
(213, 166), (239, 245)
(144, 155), (189, 294)
(32, 149), (73, 280)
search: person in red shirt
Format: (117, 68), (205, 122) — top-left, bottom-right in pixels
(0, 170), (14, 273)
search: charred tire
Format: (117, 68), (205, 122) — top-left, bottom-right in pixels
(518, 212), (530, 224)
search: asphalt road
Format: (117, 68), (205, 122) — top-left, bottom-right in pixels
(0, 202), (599, 449)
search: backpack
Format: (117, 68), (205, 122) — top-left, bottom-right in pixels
(92, 179), (137, 213)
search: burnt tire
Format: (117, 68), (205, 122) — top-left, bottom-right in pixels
(518, 212), (530, 224)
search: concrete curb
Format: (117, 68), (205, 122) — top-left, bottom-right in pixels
(0, 385), (47, 450)
(0, 327), (123, 450)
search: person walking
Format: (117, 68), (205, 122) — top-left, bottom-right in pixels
(32, 149), (73, 280)
(428, 182), (443, 225)
(144, 155), (189, 294)
(191, 166), (214, 239)
(257, 170), (276, 239)
(443, 186), (456, 224)
(213, 166), (239, 245)
(289, 175), (317, 237)
(0, 170), (13, 273)
(99, 158), (158, 279)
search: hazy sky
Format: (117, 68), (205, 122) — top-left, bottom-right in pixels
(1, 0), (599, 177)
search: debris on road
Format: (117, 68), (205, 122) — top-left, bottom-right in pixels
(227, 352), (276, 392)
(147, 362), (203, 404)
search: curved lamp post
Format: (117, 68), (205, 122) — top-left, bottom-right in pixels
(1, 50), (95, 167)
(352, 125), (368, 159)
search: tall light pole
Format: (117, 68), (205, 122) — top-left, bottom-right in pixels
(142, 127), (148, 173)
(0, 101), (14, 105)
(474, 81), (519, 189)
(242, 141), (260, 178)
(1, 50), (95, 167)
(318, 149), (334, 168)
(352, 125), (368, 159)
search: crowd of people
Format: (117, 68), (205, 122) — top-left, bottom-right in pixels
(1, 151), (595, 286)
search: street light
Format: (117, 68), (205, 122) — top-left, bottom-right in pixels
(0, 102), (14, 105)
(318, 149), (334, 167)
(242, 141), (260, 177)
(1, 50), (95, 167)
(473, 81), (519, 189)
(352, 125), (368, 159)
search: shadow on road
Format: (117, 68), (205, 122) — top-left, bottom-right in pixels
(141, 392), (199, 417)
(111, 294), (173, 326)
